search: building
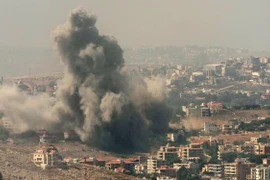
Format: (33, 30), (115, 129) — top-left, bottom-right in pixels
(250, 136), (268, 144)
(250, 165), (270, 180)
(224, 158), (256, 180)
(39, 133), (57, 144)
(64, 130), (80, 141)
(166, 133), (177, 142)
(182, 105), (211, 118)
(105, 159), (135, 171)
(157, 144), (179, 161)
(263, 158), (270, 165)
(157, 167), (177, 178)
(254, 144), (270, 155)
(222, 124), (235, 133)
(179, 143), (203, 162)
(207, 102), (223, 114)
(134, 164), (146, 174)
(203, 64), (224, 76)
(237, 144), (254, 154)
(203, 164), (223, 177)
(204, 122), (218, 132)
(147, 156), (166, 174)
(173, 161), (199, 170)
(79, 157), (106, 167)
(32, 144), (64, 169)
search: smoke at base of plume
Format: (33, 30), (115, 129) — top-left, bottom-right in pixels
(0, 9), (172, 152)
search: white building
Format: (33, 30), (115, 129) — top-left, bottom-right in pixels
(251, 165), (270, 180)
(166, 133), (177, 142)
(203, 164), (223, 177)
(32, 144), (64, 169)
(147, 156), (166, 174)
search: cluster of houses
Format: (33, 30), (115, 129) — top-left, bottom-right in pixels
(201, 135), (270, 180)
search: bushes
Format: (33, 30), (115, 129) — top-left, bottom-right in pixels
(0, 127), (9, 141)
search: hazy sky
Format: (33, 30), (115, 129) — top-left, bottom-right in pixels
(0, 0), (269, 50)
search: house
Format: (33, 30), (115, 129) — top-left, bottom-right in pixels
(106, 159), (122, 170)
(64, 130), (80, 141)
(262, 158), (270, 165)
(157, 166), (177, 178)
(134, 163), (146, 174)
(39, 133), (57, 144)
(36, 129), (48, 136)
(166, 133), (177, 142)
(207, 102), (223, 114)
(32, 144), (64, 169)
(105, 159), (135, 171)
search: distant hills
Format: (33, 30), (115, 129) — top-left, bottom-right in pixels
(0, 46), (269, 77)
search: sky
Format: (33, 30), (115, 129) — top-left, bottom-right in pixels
(0, 0), (269, 50)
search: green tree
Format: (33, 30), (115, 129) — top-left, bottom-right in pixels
(177, 167), (201, 180)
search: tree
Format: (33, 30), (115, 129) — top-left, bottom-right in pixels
(177, 167), (201, 180)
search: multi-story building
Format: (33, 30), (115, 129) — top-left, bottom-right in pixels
(237, 144), (254, 154)
(157, 144), (179, 161)
(224, 158), (256, 180)
(222, 124), (235, 133)
(182, 105), (211, 118)
(105, 159), (135, 171)
(39, 133), (57, 144)
(254, 144), (270, 155)
(32, 144), (64, 169)
(203, 164), (223, 177)
(147, 156), (166, 174)
(156, 167), (177, 178)
(250, 165), (270, 180)
(179, 143), (203, 162)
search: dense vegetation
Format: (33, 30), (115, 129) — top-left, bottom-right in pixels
(239, 118), (270, 132)
(221, 152), (268, 164)
(177, 167), (201, 180)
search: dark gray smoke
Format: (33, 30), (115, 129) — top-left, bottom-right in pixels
(52, 8), (172, 152)
(0, 8), (171, 152)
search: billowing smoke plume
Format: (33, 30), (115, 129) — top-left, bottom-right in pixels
(0, 86), (58, 132)
(0, 9), (172, 152)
